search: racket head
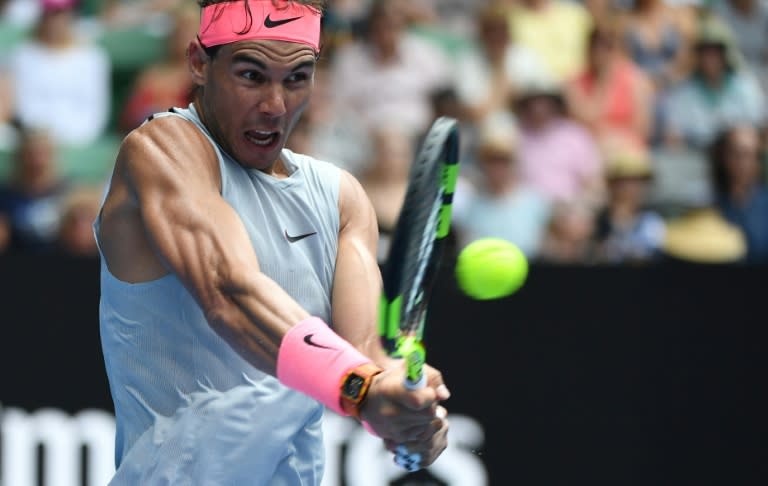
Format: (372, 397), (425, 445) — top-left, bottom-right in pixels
(378, 117), (461, 357)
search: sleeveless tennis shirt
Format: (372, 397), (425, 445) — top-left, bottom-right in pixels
(95, 104), (341, 485)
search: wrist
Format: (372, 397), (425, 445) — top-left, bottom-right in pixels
(340, 362), (383, 420)
(276, 316), (380, 417)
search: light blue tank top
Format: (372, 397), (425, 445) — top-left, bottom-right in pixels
(95, 104), (341, 485)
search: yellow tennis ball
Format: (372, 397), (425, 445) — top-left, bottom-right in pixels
(455, 238), (528, 300)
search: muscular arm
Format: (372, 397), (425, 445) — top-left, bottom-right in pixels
(111, 117), (308, 375)
(331, 170), (392, 365)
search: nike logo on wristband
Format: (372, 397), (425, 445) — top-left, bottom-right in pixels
(264, 14), (303, 28)
(304, 334), (336, 350)
(285, 229), (317, 243)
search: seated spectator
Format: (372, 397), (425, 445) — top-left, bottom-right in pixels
(8, 0), (111, 147)
(710, 124), (768, 263)
(117, 3), (196, 133)
(513, 78), (605, 207)
(452, 116), (551, 257)
(663, 16), (766, 150)
(454, 1), (553, 124)
(591, 145), (666, 264)
(285, 65), (372, 175)
(0, 127), (70, 253)
(712, 0), (768, 76)
(99, 0), (181, 30)
(617, 0), (695, 91)
(328, 0), (452, 139)
(358, 125), (414, 239)
(56, 184), (101, 256)
(537, 197), (597, 264)
(508, 0), (593, 82)
(567, 21), (654, 151)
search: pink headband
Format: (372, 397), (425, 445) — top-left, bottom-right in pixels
(199, 1), (321, 51)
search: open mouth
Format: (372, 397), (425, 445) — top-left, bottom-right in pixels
(245, 130), (280, 148)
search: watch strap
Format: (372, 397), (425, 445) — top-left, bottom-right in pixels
(339, 362), (383, 420)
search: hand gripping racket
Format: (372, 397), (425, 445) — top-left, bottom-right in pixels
(377, 117), (461, 470)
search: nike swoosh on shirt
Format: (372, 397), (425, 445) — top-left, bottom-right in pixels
(285, 229), (317, 243)
(304, 334), (336, 350)
(264, 14), (303, 28)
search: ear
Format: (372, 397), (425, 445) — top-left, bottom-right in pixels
(188, 38), (209, 88)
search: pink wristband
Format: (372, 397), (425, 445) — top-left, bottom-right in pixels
(277, 316), (371, 416)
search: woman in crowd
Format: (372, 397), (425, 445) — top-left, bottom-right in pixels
(710, 124), (768, 263)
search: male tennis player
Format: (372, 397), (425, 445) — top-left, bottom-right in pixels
(94, 0), (450, 483)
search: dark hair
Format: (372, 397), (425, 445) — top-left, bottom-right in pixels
(198, 0), (326, 12)
(709, 125), (762, 196)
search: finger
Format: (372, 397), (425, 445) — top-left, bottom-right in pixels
(425, 366), (450, 399)
(436, 405), (447, 419)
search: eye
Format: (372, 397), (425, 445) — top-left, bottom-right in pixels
(285, 72), (310, 85)
(241, 71), (267, 83)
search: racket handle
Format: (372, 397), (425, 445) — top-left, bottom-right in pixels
(397, 336), (426, 389)
(394, 337), (428, 471)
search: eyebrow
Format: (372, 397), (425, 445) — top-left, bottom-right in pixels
(231, 54), (315, 72)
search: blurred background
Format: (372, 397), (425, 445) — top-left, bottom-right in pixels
(1, 0), (767, 485)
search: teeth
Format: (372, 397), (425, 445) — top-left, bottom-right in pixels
(246, 132), (276, 146)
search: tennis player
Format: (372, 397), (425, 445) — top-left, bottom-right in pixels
(93, 0), (450, 483)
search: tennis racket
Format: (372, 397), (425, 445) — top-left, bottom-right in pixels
(378, 116), (461, 391)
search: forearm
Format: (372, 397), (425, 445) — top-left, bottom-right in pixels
(207, 270), (310, 375)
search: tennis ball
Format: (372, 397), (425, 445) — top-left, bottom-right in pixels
(455, 238), (528, 300)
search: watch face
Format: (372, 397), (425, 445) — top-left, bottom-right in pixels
(343, 375), (366, 399)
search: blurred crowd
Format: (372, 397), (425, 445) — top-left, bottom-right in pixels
(0, 0), (766, 265)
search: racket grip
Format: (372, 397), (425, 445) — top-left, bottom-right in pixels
(398, 336), (426, 390)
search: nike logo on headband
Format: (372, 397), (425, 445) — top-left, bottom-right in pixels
(264, 14), (303, 28)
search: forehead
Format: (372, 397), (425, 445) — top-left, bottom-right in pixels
(219, 39), (317, 67)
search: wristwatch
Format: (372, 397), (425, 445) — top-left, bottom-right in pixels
(340, 363), (383, 420)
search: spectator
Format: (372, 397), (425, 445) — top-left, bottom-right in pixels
(328, 0), (451, 139)
(618, 0), (695, 91)
(537, 198), (597, 264)
(453, 0), (553, 124)
(117, 2), (196, 134)
(8, 0), (111, 147)
(508, 0), (593, 82)
(99, 0), (182, 30)
(285, 65), (372, 175)
(710, 124), (768, 263)
(567, 21), (654, 151)
(358, 125), (414, 240)
(591, 145), (666, 264)
(513, 78), (605, 206)
(0, 127), (69, 253)
(663, 16), (766, 150)
(56, 184), (101, 256)
(452, 116), (551, 258)
(712, 0), (768, 75)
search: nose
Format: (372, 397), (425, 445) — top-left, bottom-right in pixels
(259, 83), (287, 118)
